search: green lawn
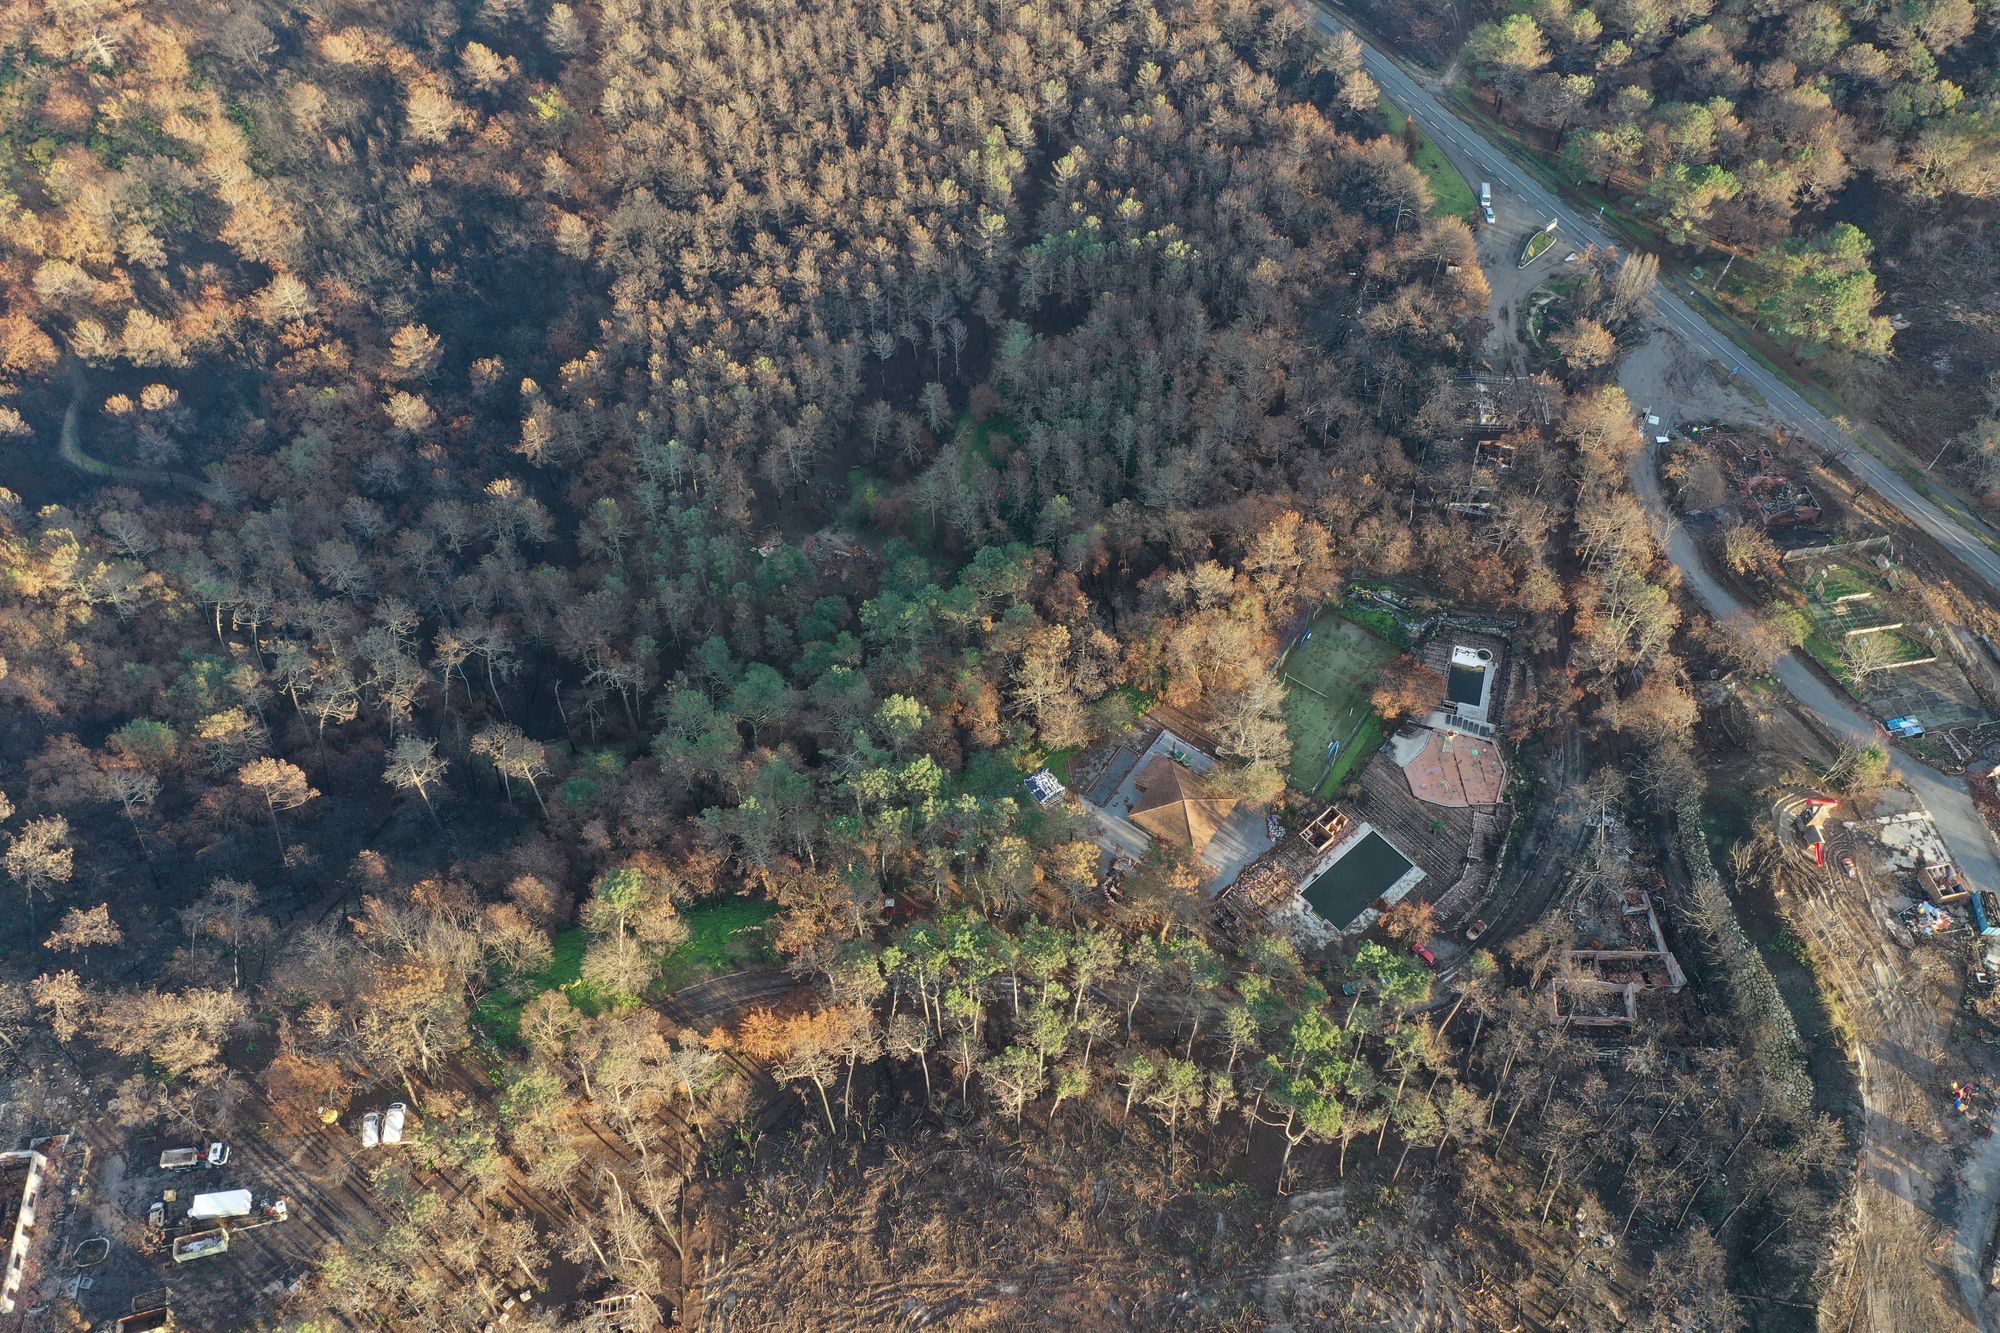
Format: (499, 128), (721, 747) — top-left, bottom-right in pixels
(1320, 711), (1385, 798)
(476, 899), (781, 1047)
(654, 898), (780, 991)
(475, 925), (609, 1047)
(1378, 97), (1475, 222)
(1278, 612), (1399, 794)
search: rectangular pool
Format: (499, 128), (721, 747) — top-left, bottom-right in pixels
(1302, 830), (1416, 928)
(1447, 663), (1487, 707)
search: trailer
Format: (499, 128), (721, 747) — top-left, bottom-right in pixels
(187, 1189), (253, 1220)
(172, 1229), (229, 1263)
(158, 1141), (226, 1169)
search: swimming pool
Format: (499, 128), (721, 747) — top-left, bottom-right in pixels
(1302, 830), (1416, 928)
(1446, 662), (1487, 707)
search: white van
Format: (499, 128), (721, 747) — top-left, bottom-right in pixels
(1479, 182), (1495, 225)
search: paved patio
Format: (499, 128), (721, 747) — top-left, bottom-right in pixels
(1398, 729), (1506, 807)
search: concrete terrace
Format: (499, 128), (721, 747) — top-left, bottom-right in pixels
(1348, 748), (1484, 894)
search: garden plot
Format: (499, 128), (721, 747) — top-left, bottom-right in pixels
(1784, 556), (1986, 729)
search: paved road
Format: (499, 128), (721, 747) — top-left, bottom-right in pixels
(1315, 16), (2000, 1314)
(1629, 437), (2000, 899)
(1638, 421), (2000, 1330)
(1311, 8), (2000, 600)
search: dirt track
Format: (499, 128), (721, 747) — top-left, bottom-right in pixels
(1775, 793), (1972, 1331)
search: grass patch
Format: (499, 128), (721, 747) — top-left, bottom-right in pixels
(1519, 226), (1559, 268)
(1330, 598), (1412, 649)
(1039, 746), (1082, 783)
(655, 899), (780, 991)
(1279, 612), (1399, 794)
(476, 926), (608, 1047)
(1317, 711), (1386, 798)
(1109, 684), (1157, 714)
(1811, 570), (1870, 602)
(1881, 630), (1934, 664)
(477, 900), (781, 1046)
(1378, 95), (1476, 222)
(960, 411), (1018, 467)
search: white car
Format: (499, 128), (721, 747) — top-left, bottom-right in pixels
(206, 1141), (229, 1167)
(360, 1111), (381, 1149)
(382, 1103), (406, 1146)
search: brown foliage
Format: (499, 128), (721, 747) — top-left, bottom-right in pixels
(1371, 655), (1447, 723)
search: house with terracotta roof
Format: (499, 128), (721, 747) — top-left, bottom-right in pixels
(1070, 727), (1275, 890)
(1127, 757), (1239, 858)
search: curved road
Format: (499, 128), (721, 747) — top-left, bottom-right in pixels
(1634, 430), (2000, 1327)
(1310, 7), (2000, 601)
(1304, 9), (2000, 1319)
(55, 372), (230, 505)
(1628, 442), (2000, 903)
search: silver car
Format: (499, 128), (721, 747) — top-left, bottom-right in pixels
(382, 1102), (406, 1146)
(360, 1111), (381, 1149)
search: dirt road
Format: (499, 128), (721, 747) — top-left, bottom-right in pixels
(55, 372), (230, 505)
(1629, 339), (2000, 1326)
(1775, 795), (1969, 1331)
(1957, 1131), (2000, 1325)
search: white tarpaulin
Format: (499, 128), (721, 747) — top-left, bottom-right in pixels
(187, 1189), (253, 1219)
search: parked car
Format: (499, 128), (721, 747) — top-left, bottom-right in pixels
(361, 1111), (381, 1149)
(1840, 856), (1857, 879)
(147, 1201), (165, 1231)
(1340, 979), (1367, 997)
(1411, 943), (1437, 968)
(383, 1102), (406, 1146)
(1463, 919), (1487, 944)
(206, 1141), (229, 1167)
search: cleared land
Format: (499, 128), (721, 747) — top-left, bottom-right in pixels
(1279, 613), (1398, 796)
(1378, 96), (1475, 222)
(1784, 557), (1987, 730)
(477, 899), (778, 1044)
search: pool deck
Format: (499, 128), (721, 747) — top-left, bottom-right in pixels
(1295, 820), (1426, 934)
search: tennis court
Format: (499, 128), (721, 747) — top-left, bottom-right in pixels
(1279, 614), (1399, 795)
